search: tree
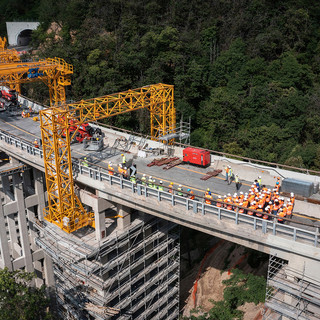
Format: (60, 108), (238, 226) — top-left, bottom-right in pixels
(0, 268), (52, 320)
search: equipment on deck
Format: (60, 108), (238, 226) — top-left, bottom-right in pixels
(183, 147), (211, 167)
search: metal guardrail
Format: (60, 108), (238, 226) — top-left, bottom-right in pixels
(0, 129), (43, 158)
(1, 127), (319, 248)
(76, 162), (320, 249)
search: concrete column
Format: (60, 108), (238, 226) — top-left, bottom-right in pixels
(7, 213), (19, 259)
(1, 175), (14, 202)
(79, 190), (112, 241)
(117, 204), (131, 230)
(12, 172), (34, 272)
(34, 169), (45, 221)
(0, 195), (12, 270)
(43, 254), (55, 287)
(22, 169), (34, 196)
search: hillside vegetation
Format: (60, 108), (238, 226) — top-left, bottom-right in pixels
(2, 0), (320, 169)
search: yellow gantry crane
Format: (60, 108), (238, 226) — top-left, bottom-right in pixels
(0, 37), (20, 64)
(0, 58), (73, 106)
(40, 83), (175, 233)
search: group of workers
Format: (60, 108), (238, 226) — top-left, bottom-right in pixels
(215, 177), (295, 222)
(80, 153), (295, 223)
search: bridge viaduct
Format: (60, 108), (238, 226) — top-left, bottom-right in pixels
(0, 105), (320, 319)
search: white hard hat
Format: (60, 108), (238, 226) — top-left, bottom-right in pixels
(227, 193), (231, 196)
(179, 184), (182, 187)
(143, 174), (146, 177)
(218, 196), (221, 198)
(228, 165), (231, 168)
(290, 192), (294, 196)
(233, 193), (237, 197)
(109, 161), (112, 164)
(240, 192), (243, 195)
(258, 176), (261, 178)
(160, 181), (163, 184)
(149, 176), (152, 179)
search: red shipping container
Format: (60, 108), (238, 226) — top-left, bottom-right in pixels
(183, 147), (211, 167)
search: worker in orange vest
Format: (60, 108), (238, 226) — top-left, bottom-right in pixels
(168, 182), (174, 194)
(33, 139), (39, 148)
(286, 202), (293, 219)
(204, 191), (213, 205)
(289, 193), (295, 208)
(108, 161), (114, 175)
(277, 208), (286, 223)
(225, 166), (230, 181)
(216, 196), (223, 208)
(187, 188), (195, 200)
(247, 202), (257, 216)
(256, 205), (263, 218)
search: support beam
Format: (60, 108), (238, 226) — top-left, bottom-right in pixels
(12, 172), (33, 272)
(0, 195), (12, 270)
(117, 204), (131, 230)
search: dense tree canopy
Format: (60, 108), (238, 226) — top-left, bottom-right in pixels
(0, 268), (52, 320)
(2, 0), (320, 169)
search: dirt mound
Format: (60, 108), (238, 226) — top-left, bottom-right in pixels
(181, 241), (268, 319)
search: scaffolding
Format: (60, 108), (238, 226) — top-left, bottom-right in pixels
(265, 255), (320, 320)
(159, 116), (191, 145)
(34, 213), (180, 320)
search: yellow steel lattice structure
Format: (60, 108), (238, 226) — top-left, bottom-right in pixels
(40, 83), (175, 233)
(0, 37), (20, 64)
(0, 37), (7, 50)
(0, 57), (73, 106)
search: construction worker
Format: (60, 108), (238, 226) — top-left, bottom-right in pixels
(118, 163), (124, 176)
(286, 202), (293, 219)
(256, 205), (263, 218)
(204, 191), (213, 205)
(33, 139), (39, 148)
(121, 153), (126, 166)
(130, 174), (137, 184)
(216, 196), (223, 208)
(21, 110), (27, 118)
(277, 208), (286, 223)
(225, 166), (230, 181)
(289, 193), (295, 208)
(257, 176), (262, 191)
(228, 166), (233, 185)
(187, 188), (195, 200)
(168, 182), (174, 194)
(152, 178), (157, 189)
(82, 157), (88, 167)
(141, 173), (147, 186)
(158, 181), (164, 191)
(148, 176), (153, 188)
(108, 161), (114, 175)
(177, 185), (183, 196)
(235, 174), (240, 191)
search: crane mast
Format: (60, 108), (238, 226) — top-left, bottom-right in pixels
(40, 84), (175, 233)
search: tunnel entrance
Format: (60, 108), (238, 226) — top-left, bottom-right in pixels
(17, 29), (33, 46)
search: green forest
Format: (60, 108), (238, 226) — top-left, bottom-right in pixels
(2, 0), (320, 169)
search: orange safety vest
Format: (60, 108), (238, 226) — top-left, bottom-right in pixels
(188, 191), (195, 200)
(216, 199), (222, 207)
(256, 208), (263, 218)
(205, 195), (213, 205)
(277, 211), (286, 222)
(286, 205), (293, 217)
(168, 185), (173, 194)
(247, 205), (256, 216)
(108, 165), (114, 175)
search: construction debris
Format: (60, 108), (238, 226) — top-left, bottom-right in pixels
(200, 169), (222, 181)
(84, 302), (120, 316)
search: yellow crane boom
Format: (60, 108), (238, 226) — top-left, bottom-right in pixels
(40, 83), (175, 233)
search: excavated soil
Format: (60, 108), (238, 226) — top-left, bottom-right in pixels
(181, 240), (268, 319)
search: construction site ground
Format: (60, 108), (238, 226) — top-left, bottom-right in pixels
(180, 236), (268, 319)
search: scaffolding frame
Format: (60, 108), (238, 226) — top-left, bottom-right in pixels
(35, 214), (180, 320)
(265, 255), (320, 320)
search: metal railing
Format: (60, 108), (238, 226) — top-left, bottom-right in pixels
(76, 161), (320, 249)
(1, 127), (319, 249)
